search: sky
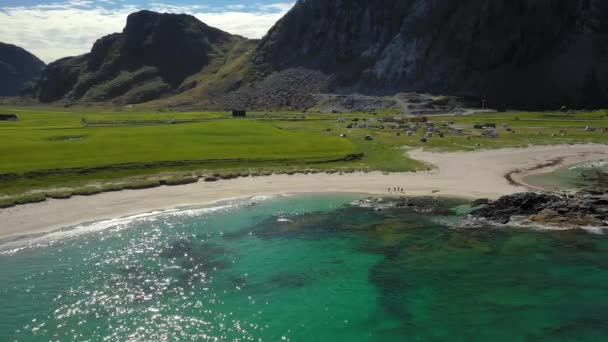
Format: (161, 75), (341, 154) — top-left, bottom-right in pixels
(0, 0), (296, 63)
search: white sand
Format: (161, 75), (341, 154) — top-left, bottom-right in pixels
(1, 144), (607, 239)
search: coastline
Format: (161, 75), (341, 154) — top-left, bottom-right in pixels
(1, 144), (607, 240)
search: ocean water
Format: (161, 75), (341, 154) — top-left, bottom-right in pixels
(524, 160), (608, 192)
(1, 194), (608, 341)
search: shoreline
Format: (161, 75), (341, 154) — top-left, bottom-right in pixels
(1, 144), (607, 240)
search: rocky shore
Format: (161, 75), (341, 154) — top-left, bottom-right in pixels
(471, 192), (608, 229)
(353, 191), (608, 230)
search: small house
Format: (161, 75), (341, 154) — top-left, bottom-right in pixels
(232, 110), (246, 118)
(0, 114), (18, 121)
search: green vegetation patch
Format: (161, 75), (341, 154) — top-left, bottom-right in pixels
(1, 106), (607, 198)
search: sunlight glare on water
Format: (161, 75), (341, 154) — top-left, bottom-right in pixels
(1, 194), (608, 341)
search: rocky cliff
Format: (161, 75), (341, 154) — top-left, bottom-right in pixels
(0, 43), (45, 97)
(35, 10), (251, 104)
(253, 0), (608, 109)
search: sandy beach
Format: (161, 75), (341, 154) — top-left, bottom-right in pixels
(1, 144), (607, 239)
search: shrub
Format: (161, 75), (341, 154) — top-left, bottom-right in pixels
(73, 187), (103, 196)
(14, 193), (47, 205)
(164, 176), (199, 186)
(46, 191), (73, 199)
(124, 180), (162, 190)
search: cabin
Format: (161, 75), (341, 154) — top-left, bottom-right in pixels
(232, 110), (246, 118)
(0, 114), (18, 121)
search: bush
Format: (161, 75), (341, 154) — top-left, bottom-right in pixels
(164, 176), (199, 186)
(73, 187), (103, 196)
(14, 193), (47, 205)
(124, 180), (162, 190)
(0, 198), (16, 209)
(100, 184), (126, 192)
(46, 191), (73, 199)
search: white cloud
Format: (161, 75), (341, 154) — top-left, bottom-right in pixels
(0, 1), (295, 63)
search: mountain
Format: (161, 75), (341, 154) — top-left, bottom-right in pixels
(0, 43), (45, 97)
(252, 0), (608, 109)
(35, 10), (254, 104)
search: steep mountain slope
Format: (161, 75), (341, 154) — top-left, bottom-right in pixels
(35, 10), (253, 104)
(253, 0), (608, 109)
(0, 43), (45, 96)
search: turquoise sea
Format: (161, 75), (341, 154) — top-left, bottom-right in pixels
(524, 160), (608, 192)
(1, 194), (608, 341)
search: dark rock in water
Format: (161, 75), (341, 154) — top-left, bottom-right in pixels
(270, 272), (315, 288)
(471, 198), (491, 207)
(471, 192), (608, 228)
(352, 196), (464, 215)
(253, 0), (608, 109)
(394, 197), (453, 215)
(0, 42), (45, 96)
(471, 193), (561, 224)
(579, 170), (608, 192)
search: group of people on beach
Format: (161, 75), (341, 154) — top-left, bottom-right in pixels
(388, 187), (406, 193)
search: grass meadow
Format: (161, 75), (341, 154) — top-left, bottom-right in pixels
(0, 105), (607, 204)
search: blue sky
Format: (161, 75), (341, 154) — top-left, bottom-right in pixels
(0, 0), (295, 63)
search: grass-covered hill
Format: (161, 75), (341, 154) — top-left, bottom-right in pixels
(34, 11), (256, 106)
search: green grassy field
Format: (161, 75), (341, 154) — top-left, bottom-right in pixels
(1, 106), (607, 202)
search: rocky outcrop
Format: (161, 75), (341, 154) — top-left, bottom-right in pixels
(471, 192), (608, 228)
(0, 42), (45, 96)
(253, 0), (608, 109)
(34, 10), (250, 104)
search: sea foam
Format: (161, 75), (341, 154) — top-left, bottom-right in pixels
(0, 194), (282, 255)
